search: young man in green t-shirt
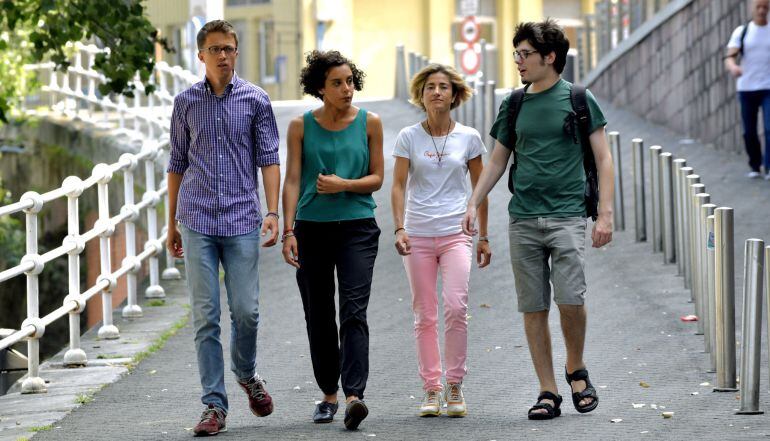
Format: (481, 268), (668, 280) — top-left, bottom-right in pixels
(462, 19), (614, 420)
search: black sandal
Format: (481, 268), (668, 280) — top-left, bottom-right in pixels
(565, 368), (599, 413)
(527, 391), (562, 420)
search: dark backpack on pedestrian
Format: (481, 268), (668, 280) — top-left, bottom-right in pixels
(738, 20), (751, 59)
(505, 83), (599, 221)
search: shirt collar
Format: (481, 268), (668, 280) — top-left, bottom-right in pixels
(203, 72), (240, 95)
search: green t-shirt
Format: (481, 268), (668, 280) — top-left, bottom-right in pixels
(489, 79), (607, 218)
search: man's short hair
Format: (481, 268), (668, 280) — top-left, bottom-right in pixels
(197, 20), (239, 50)
(512, 19), (570, 74)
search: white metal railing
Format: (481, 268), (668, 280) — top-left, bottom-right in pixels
(0, 41), (198, 394)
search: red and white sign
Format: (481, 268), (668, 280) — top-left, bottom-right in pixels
(460, 16), (480, 44)
(460, 45), (480, 75)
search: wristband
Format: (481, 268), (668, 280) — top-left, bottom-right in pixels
(478, 236), (489, 242)
(394, 227), (405, 235)
(266, 212), (279, 219)
(281, 230), (295, 243)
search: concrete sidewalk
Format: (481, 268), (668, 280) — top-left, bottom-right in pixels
(7, 97), (770, 440)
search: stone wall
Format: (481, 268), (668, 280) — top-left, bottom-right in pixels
(587, 0), (749, 154)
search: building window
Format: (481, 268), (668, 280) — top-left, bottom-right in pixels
(259, 20), (277, 84)
(227, 0), (270, 6)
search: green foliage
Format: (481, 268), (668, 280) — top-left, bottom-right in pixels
(0, 182), (24, 269)
(29, 425), (53, 432)
(0, 0), (173, 123)
(74, 392), (93, 405)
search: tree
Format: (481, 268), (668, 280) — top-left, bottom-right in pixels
(0, 0), (172, 123)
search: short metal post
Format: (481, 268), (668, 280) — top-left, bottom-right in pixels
(706, 213), (717, 372)
(485, 80), (495, 149)
(20, 192), (46, 394)
(468, 80), (476, 130)
(632, 138), (646, 241)
(683, 174), (700, 292)
(480, 39), (488, 80)
(63, 177), (87, 367)
(736, 238), (765, 415)
(395, 45), (408, 101)
(700, 202), (716, 360)
(765, 245), (770, 390)
(122, 154), (142, 318)
(608, 132), (625, 231)
(673, 159), (688, 274)
(660, 153), (675, 263)
(476, 81), (485, 131)
(585, 14), (595, 70)
(96, 165), (120, 340)
(714, 207), (738, 392)
(409, 52), (417, 79)
(649, 145), (662, 251)
(144, 145), (165, 299)
(692, 191), (709, 336)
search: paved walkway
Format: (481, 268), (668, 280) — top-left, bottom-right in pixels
(15, 97), (770, 440)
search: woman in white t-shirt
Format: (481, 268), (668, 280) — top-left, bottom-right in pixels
(391, 64), (490, 418)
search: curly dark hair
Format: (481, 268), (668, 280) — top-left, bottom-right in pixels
(299, 50), (366, 99)
(513, 18), (570, 74)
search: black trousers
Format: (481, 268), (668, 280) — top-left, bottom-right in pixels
(295, 218), (380, 399)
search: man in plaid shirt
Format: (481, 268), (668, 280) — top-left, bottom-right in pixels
(166, 20), (280, 437)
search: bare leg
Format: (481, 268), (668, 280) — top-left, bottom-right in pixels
(558, 304), (592, 407)
(524, 310), (557, 414)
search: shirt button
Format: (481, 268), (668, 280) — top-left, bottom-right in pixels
(219, 155), (223, 158)
(216, 118), (221, 121)
(218, 136), (222, 140)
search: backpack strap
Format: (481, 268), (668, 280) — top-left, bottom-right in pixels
(506, 84), (528, 193)
(739, 20), (751, 58)
(570, 84), (599, 221)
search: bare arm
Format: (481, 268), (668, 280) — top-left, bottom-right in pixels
(166, 172), (183, 257)
(281, 117), (303, 268)
(260, 164), (280, 247)
(316, 112), (385, 194)
(391, 156), (411, 256)
(724, 47), (742, 77)
(468, 155), (491, 267)
(462, 141), (512, 234)
(589, 126), (614, 248)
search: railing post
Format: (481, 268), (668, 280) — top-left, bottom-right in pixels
(683, 173), (700, 292)
(63, 177), (87, 367)
(608, 132), (625, 231)
(95, 164), (120, 340)
(737, 238), (765, 415)
(632, 138), (646, 241)
(144, 143), (165, 299)
(660, 153), (676, 263)
(673, 159), (688, 274)
(649, 145), (662, 251)
(121, 153), (143, 318)
(714, 207), (737, 392)
(20, 192), (46, 394)
(700, 202), (716, 360)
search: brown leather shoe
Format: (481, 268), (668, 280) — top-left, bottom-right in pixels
(193, 404), (226, 436)
(238, 376), (274, 417)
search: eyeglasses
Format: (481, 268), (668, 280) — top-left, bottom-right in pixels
(513, 49), (538, 62)
(202, 45), (237, 55)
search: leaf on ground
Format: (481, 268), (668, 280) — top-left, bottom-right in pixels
(480, 303), (491, 308)
(662, 412), (674, 418)
(639, 381), (650, 388)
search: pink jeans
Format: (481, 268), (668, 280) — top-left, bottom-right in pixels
(403, 232), (472, 391)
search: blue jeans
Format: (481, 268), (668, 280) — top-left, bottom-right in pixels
(180, 224), (262, 412)
(738, 89), (770, 173)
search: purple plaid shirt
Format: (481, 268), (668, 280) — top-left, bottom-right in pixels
(168, 73), (280, 236)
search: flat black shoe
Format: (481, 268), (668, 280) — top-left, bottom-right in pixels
(527, 391), (562, 420)
(343, 400), (368, 430)
(313, 401), (338, 423)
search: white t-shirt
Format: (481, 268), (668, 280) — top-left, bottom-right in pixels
(727, 21), (770, 91)
(393, 122), (486, 237)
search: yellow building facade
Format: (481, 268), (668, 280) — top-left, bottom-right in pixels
(145, 0), (594, 100)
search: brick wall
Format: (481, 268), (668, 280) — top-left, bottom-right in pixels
(587, 0), (749, 153)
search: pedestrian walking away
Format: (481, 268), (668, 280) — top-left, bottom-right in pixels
(463, 19), (615, 421)
(281, 50), (384, 431)
(390, 63), (491, 418)
(724, 0), (770, 180)
(166, 20), (281, 437)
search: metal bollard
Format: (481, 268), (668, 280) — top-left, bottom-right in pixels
(714, 207), (738, 392)
(632, 138), (646, 241)
(692, 191), (709, 336)
(673, 159), (688, 273)
(394, 45), (408, 101)
(608, 132), (625, 231)
(660, 152), (675, 263)
(649, 145), (662, 252)
(766, 245), (770, 390)
(485, 81), (495, 149)
(700, 203), (716, 360)
(476, 81), (485, 131)
(683, 174), (700, 292)
(706, 214), (717, 372)
(408, 52), (417, 79)
(737, 238), (765, 415)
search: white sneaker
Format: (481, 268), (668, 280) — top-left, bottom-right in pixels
(445, 383), (467, 417)
(419, 390), (442, 417)
(748, 171), (761, 179)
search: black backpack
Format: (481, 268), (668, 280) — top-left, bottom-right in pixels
(738, 20), (751, 59)
(505, 83), (599, 221)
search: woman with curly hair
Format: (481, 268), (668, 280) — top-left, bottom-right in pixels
(281, 50), (383, 430)
(391, 64), (490, 418)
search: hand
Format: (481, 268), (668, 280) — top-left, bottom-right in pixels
(316, 173), (348, 194)
(729, 65), (743, 78)
(591, 214), (613, 248)
(166, 225), (184, 258)
(282, 235), (300, 268)
(261, 215), (279, 247)
(462, 206), (477, 236)
(476, 240), (491, 268)
(394, 230), (411, 256)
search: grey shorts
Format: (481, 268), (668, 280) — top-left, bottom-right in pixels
(508, 216), (587, 313)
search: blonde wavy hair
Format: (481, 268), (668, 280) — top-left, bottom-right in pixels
(409, 64), (472, 112)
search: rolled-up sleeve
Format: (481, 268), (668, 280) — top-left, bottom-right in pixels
(168, 95), (190, 174)
(252, 92), (280, 167)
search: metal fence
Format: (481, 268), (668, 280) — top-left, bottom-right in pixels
(0, 42), (197, 394)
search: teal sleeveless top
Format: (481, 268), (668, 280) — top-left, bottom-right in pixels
(296, 109), (377, 221)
